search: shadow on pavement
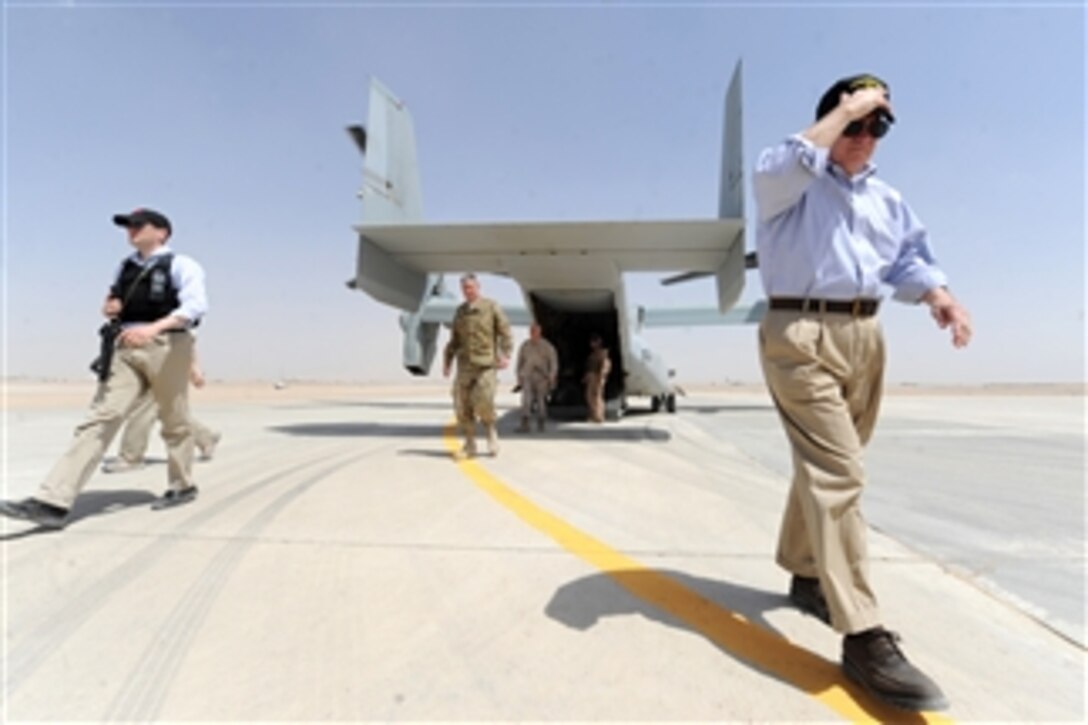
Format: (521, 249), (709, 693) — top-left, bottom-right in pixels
(0, 489), (159, 540)
(546, 568), (928, 724)
(270, 415), (670, 443)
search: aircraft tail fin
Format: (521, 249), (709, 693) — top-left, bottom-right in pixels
(714, 60), (747, 313)
(719, 60), (744, 221)
(359, 78), (424, 224)
(348, 78), (440, 374)
(348, 77), (429, 312)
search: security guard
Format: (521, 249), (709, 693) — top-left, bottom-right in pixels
(443, 273), (512, 458)
(515, 323), (558, 432)
(0, 208), (208, 529)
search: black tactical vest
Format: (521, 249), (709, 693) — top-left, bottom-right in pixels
(112, 254), (180, 324)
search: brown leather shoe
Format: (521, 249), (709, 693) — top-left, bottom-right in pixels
(842, 627), (949, 711)
(788, 575), (831, 625)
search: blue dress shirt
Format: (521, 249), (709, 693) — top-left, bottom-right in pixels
(753, 135), (947, 303)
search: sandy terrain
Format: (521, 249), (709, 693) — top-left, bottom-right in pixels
(3, 378), (1084, 411)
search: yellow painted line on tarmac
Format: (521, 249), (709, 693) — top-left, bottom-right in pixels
(443, 424), (952, 725)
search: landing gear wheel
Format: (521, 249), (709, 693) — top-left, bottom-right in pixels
(665, 393), (677, 413)
(651, 395), (662, 413)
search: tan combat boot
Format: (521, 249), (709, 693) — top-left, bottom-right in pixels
(486, 424), (500, 456)
(536, 415), (546, 432)
(516, 417), (530, 433)
(455, 424), (477, 460)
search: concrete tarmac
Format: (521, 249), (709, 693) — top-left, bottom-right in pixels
(2, 382), (1084, 722)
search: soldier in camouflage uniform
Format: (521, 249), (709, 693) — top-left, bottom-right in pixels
(443, 274), (513, 458)
(515, 323), (558, 432)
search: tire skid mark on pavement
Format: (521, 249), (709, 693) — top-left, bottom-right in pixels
(2, 438), (303, 574)
(103, 445), (394, 723)
(4, 439), (369, 695)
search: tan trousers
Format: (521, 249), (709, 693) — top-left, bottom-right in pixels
(118, 392), (218, 462)
(758, 309), (885, 634)
(520, 373), (550, 420)
(37, 332), (196, 510)
(584, 373), (606, 422)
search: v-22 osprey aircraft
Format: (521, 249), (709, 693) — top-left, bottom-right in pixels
(345, 61), (764, 419)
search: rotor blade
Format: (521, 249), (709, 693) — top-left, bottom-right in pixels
(660, 252), (757, 286)
(660, 271), (712, 286)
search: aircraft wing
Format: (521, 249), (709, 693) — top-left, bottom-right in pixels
(355, 218), (744, 274)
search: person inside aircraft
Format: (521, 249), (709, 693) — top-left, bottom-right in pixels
(442, 273), (513, 458)
(582, 333), (611, 423)
(515, 323), (558, 432)
(753, 73), (972, 712)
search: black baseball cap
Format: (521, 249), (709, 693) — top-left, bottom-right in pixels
(112, 208), (172, 236)
(815, 74), (896, 124)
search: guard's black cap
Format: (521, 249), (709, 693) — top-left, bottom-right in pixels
(815, 74), (896, 123)
(112, 208), (172, 236)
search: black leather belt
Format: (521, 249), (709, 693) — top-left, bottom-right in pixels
(769, 297), (880, 317)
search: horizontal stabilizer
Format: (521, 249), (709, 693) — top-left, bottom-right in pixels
(660, 251), (758, 286)
(354, 218), (745, 275)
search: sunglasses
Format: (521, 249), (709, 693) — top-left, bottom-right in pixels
(843, 115), (891, 139)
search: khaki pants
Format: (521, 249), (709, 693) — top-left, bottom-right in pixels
(453, 364), (497, 427)
(118, 391), (218, 462)
(758, 309), (885, 634)
(520, 373), (551, 420)
(37, 332), (196, 510)
(584, 373), (606, 422)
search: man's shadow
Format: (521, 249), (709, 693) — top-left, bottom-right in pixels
(0, 490), (158, 540)
(546, 569), (928, 723)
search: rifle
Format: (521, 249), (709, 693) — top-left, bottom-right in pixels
(89, 319), (121, 382)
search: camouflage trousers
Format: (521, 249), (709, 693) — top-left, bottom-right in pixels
(452, 364), (498, 426)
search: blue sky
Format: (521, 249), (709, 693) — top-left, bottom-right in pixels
(3, 1), (1084, 384)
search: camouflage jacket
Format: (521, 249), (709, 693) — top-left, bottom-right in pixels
(444, 297), (513, 370)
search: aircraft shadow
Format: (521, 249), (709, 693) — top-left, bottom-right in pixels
(397, 449), (456, 459)
(495, 410), (670, 442)
(306, 400), (454, 412)
(670, 403), (775, 415)
(0, 489), (159, 540)
(270, 417), (670, 444)
(546, 569), (926, 723)
(269, 422), (451, 438)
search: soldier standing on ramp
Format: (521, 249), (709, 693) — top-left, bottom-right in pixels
(515, 323), (558, 432)
(583, 333), (611, 423)
(442, 274), (513, 458)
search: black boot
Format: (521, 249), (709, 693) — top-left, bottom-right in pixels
(842, 627), (949, 711)
(0, 498), (69, 529)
